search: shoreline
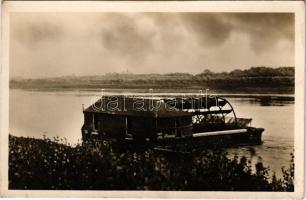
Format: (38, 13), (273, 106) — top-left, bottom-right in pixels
(10, 88), (295, 101)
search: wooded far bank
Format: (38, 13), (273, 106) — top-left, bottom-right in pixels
(10, 67), (294, 94)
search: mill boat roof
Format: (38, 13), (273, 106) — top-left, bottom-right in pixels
(84, 95), (233, 118)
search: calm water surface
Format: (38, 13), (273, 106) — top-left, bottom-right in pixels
(10, 89), (294, 178)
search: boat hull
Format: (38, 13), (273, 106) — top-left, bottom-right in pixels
(83, 127), (264, 152)
(153, 127), (264, 148)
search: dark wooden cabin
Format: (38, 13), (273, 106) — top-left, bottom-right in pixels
(82, 95), (264, 146)
(82, 96), (193, 142)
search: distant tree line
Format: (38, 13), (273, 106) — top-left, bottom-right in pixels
(10, 66), (294, 93)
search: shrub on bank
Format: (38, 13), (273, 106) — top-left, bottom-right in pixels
(9, 135), (294, 191)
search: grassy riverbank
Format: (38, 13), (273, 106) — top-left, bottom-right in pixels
(9, 135), (294, 191)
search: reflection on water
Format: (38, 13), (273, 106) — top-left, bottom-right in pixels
(232, 96), (294, 107)
(225, 97), (294, 178)
(9, 89), (294, 178)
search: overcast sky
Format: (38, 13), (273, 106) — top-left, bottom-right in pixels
(10, 12), (294, 78)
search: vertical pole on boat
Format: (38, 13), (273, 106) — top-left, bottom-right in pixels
(149, 88), (153, 111)
(205, 89), (209, 110)
(125, 116), (128, 136)
(92, 113), (95, 130)
(101, 88), (104, 111)
(174, 118), (177, 136)
(198, 90), (203, 109)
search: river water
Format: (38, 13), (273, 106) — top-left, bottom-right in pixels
(9, 89), (294, 178)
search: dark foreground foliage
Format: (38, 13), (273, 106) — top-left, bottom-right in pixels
(9, 135), (294, 191)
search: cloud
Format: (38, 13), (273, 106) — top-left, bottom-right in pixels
(11, 13), (63, 45)
(180, 13), (234, 47)
(179, 13), (294, 53)
(99, 14), (157, 60)
(10, 12), (294, 78)
(230, 13), (294, 53)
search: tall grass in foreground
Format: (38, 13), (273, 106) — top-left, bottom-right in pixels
(9, 135), (294, 191)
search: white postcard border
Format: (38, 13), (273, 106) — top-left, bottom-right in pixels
(0, 1), (304, 198)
